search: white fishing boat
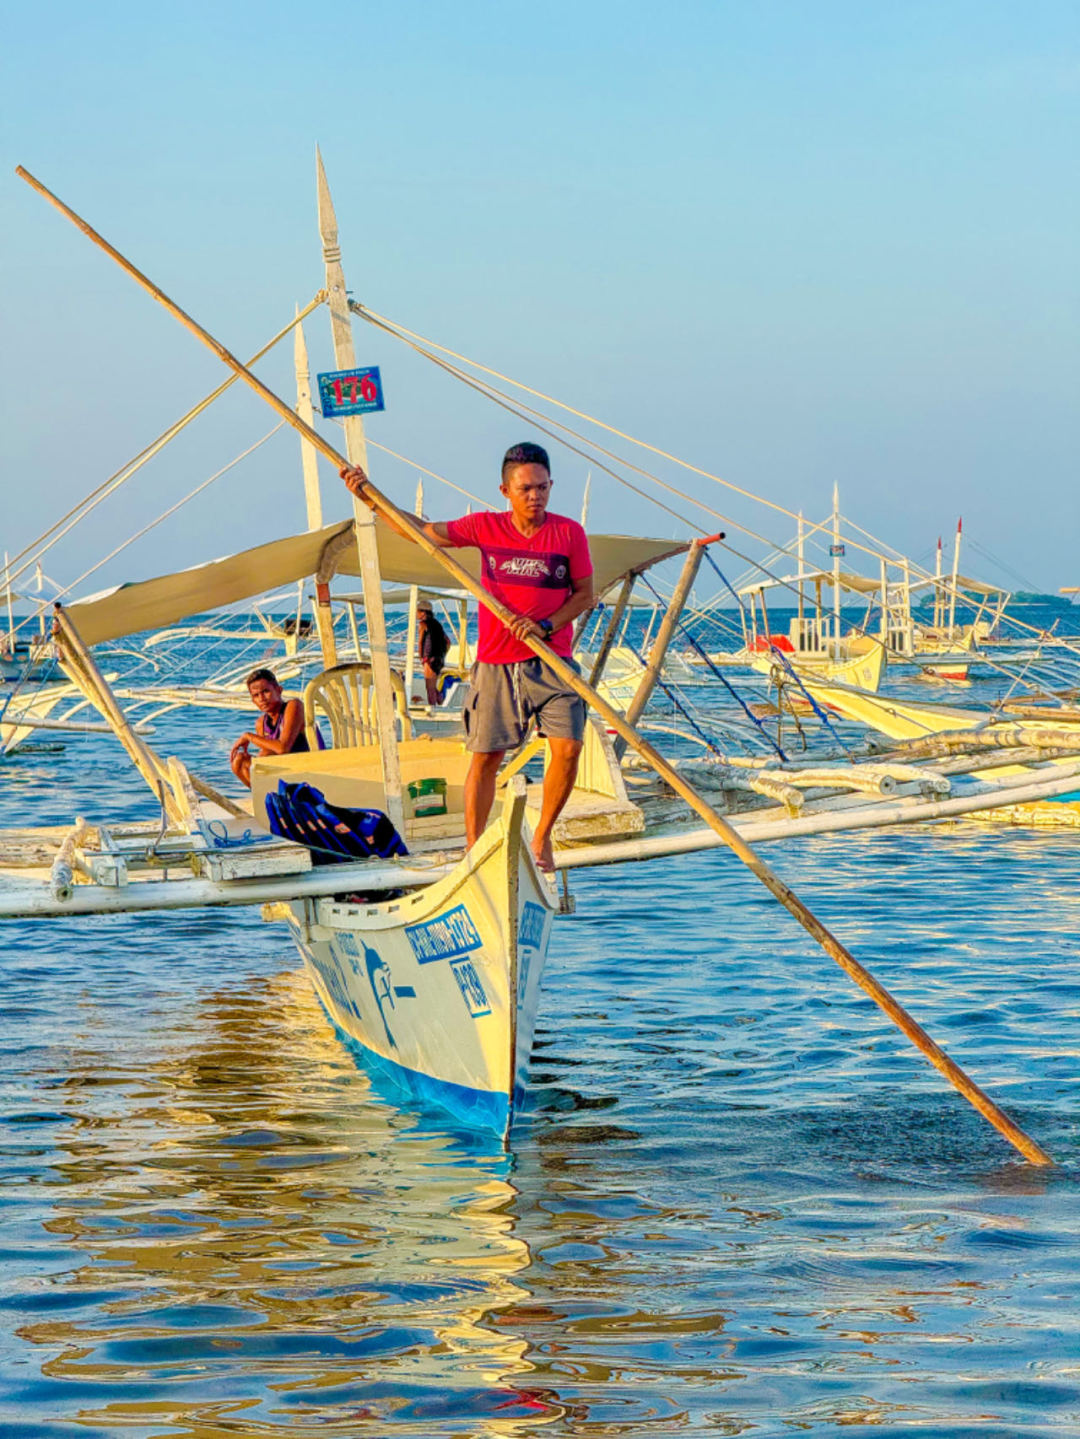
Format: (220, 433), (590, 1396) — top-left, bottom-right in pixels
(6, 157), (1073, 1170)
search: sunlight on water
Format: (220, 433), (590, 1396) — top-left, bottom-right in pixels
(2, 622), (1080, 1435)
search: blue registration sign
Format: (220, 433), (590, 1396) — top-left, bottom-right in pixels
(317, 366), (385, 418)
(829, 543), (845, 557)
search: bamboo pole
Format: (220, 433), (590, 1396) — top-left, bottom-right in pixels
(52, 604), (186, 826)
(587, 572), (635, 687)
(18, 164), (1054, 1168)
(615, 537), (713, 757)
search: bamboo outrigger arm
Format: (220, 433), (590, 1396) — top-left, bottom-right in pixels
(17, 163), (1053, 1168)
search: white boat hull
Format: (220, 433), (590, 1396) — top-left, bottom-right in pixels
(282, 781), (557, 1134)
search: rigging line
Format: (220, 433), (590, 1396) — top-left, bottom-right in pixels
(361, 440), (496, 511)
(350, 300), (807, 526)
(359, 301), (1078, 683)
(355, 309), (727, 534)
(18, 424), (286, 636)
(619, 632), (724, 756)
(965, 536), (1040, 593)
(4, 293), (328, 593)
(362, 309), (812, 548)
(366, 304), (948, 614)
(357, 300), (1064, 627)
(637, 571), (787, 760)
(765, 644), (856, 760)
(358, 313), (706, 535)
(354, 300), (929, 579)
(703, 548), (747, 611)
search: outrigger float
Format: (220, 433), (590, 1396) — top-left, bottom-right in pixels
(5, 160), (1075, 1165)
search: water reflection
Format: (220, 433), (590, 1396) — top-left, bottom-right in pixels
(10, 969), (558, 1436)
(6, 708), (1080, 1433)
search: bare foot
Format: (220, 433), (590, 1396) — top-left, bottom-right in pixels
(531, 833), (555, 873)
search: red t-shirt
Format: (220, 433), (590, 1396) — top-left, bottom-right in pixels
(443, 510), (592, 665)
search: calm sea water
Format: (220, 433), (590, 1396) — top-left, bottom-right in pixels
(2, 611), (1079, 1436)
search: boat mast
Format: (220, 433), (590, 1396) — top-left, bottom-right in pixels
(293, 309), (324, 533)
(3, 553), (13, 649)
(933, 536), (943, 630)
(316, 149), (405, 832)
(293, 308), (337, 667)
(831, 483), (841, 649)
(948, 517), (962, 638)
(580, 470), (592, 528)
(403, 477), (423, 699)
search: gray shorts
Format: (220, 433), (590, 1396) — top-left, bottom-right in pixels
(463, 658), (586, 753)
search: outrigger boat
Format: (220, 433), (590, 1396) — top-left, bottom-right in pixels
(7, 160), (1076, 1169)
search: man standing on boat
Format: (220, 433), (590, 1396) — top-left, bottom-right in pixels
(342, 442), (594, 871)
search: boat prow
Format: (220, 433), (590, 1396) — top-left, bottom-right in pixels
(277, 776), (557, 1137)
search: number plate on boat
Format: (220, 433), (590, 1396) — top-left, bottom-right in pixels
(317, 366), (385, 417)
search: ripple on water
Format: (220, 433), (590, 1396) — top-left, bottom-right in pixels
(3, 692), (1080, 1434)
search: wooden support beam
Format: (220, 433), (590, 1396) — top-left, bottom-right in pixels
(587, 572), (635, 688)
(614, 539), (711, 757)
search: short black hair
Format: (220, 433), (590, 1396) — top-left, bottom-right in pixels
(246, 667), (280, 688)
(501, 441), (550, 480)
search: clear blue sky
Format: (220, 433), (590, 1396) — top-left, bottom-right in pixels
(3, 1), (1077, 597)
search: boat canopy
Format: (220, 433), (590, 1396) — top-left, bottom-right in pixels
(952, 574), (1007, 598)
(65, 519), (690, 645)
(738, 568), (882, 598)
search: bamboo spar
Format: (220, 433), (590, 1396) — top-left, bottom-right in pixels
(17, 164), (1052, 1168)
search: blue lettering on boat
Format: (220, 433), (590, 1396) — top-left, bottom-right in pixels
(405, 904), (483, 964)
(451, 957), (491, 1018)
(306, 941), (361, 1024)
(519, 901), (546, 951)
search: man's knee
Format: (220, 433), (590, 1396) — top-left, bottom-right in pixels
(468, 749), (506, 776)
(547, 737), (583, 764)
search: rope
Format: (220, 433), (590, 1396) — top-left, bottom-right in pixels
(18, 424), (286, 634)
(363, 440), (496, 511)
(3, 294), (326, 597)
(703, 548), (747, 611)
(618, 633), (723, 756)
(636, 570), (787, 760)
(763, 643), (854, 759)
(351, 301), (804, 527)
(353, 306), (709, 534)
(353, 301), (1080, 676)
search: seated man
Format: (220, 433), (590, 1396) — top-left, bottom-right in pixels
(230, 667), (313, 788)
(343, 441), (594, 872)
(417, 598), (450, 706)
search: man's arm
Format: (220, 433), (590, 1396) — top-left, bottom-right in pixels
(505, 573), (595, 644)
(341, 465), (456, 548)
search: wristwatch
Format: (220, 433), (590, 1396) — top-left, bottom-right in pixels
(538, 619), (554, 637)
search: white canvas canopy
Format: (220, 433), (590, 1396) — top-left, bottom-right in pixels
(738, 568), (882, 598)
(65, 519), (689, 646)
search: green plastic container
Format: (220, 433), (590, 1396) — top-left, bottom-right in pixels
(408, 776), (448, 817)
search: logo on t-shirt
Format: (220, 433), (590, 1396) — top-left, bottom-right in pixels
(485, 547), (571, 590)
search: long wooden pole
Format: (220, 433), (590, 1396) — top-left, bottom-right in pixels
(18, 164), (1052, 1167)
(52, 603), (185, 825)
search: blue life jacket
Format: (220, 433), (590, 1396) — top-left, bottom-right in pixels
(264, 780), (408, 865)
